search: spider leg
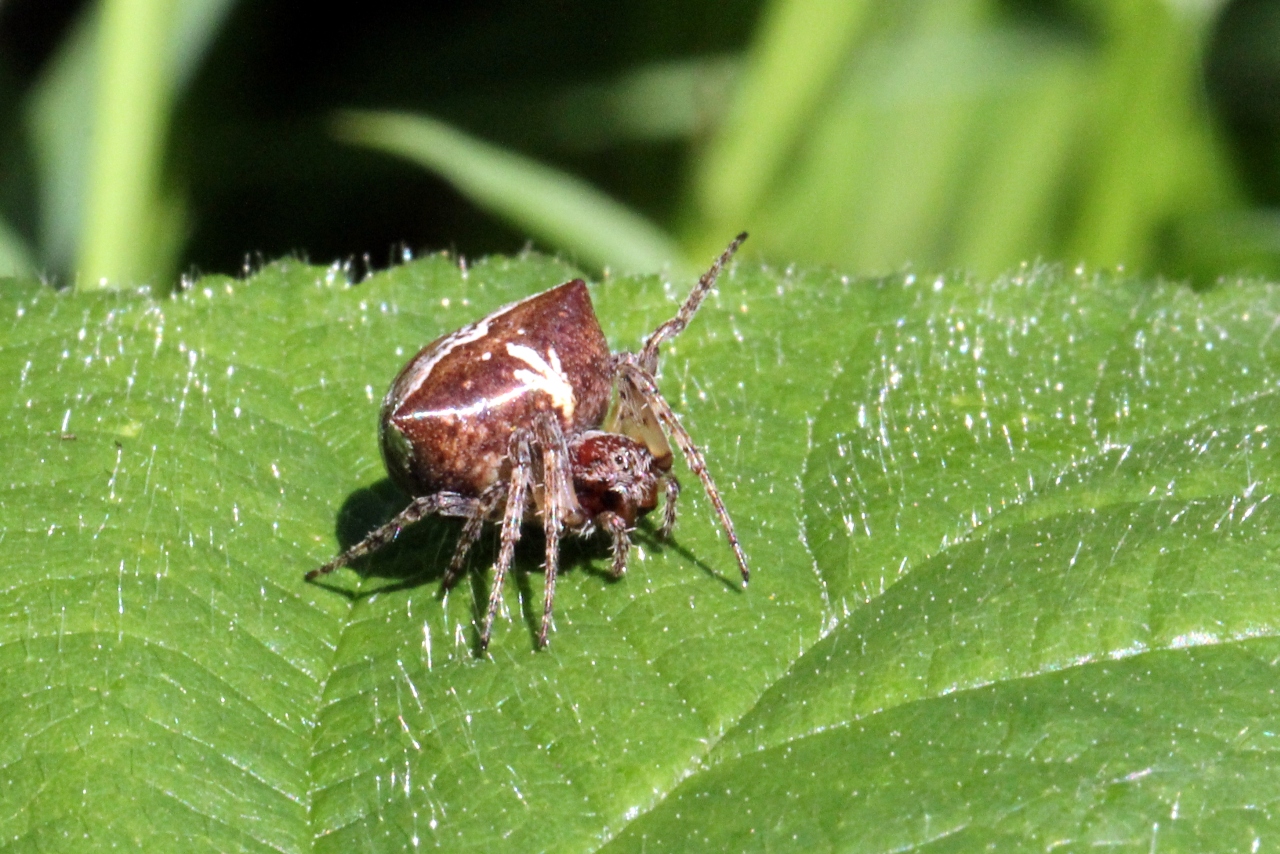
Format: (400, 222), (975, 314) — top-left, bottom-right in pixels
(479, 429), (535, 651)
(597, 510), (631, 578)
(441, 481), (505, 591)
(617, 360), (750, 585)
(659, 475), (680, 540)
(306, 491), (479, 580)
(533, 413), (581, 649)
(638, 232), (746, 373)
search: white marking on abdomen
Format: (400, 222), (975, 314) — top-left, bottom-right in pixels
(507, 343), (576, 419)
(403, 385), (527, 420)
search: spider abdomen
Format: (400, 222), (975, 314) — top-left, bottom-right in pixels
(379, 280), (612, 497)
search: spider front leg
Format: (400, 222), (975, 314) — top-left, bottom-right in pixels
(617, 359), (750, 585)
(597, 511), (631, 578)
(638, 231), (746, 374)
(306, 491), (480, 581)
(533, 413), (583, 649)
(659, 475), (680, 540)
(479, 429), (535, 651)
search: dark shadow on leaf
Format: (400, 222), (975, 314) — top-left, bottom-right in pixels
(306, 479), (465, 600)
(514, 568), (538, 650)
(632, 520), (743, 592)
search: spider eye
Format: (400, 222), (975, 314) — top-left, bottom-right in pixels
(613, 453), (626, 466)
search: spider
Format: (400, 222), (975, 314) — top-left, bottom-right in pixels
(308, 233), (750, 650)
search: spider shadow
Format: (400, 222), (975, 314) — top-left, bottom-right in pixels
(631, 526), (743, 593)
(306, 479), (461, 597)
(307, 479), (567, 651)
(309, 479), (741, 651)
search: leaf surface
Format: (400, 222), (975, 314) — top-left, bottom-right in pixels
(2, 258), (1278, 851)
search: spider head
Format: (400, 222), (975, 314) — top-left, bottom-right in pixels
(569, 430), (664, 526)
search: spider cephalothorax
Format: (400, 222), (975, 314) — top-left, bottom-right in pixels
(308, 233), (750, 650)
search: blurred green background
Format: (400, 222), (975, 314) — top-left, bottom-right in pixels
(1, 0), (1279, 289)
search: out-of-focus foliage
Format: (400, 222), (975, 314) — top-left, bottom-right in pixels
(331, 110), (690, 275)
(1, 0), (1279, 288)
(14, 0), (235, 287)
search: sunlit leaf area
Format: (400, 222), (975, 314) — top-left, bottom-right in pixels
(3, 1), (1280, 851)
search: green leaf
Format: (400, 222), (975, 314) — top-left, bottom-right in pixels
(333, 110), (688, 276)
(3, 256), (1279, 851)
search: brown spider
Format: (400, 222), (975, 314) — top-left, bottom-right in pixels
(308, 233), (750, 650)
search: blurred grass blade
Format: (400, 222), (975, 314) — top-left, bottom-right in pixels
(28, 0), (237, 288)
(0, 217), (35, 276)
(944, 33), (1086, 275)
(686, 0), (1247, 281)
(78, 0), (179, 288)
(1065, 1), (1240, 269)
(27, 10), (96, 277)
(168, 0), (240, 90)
(736, 5), (1013, 273)
(692, 0), (873, 234)
(334, 109), (687, 274)
(549, 56), (740, 150)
